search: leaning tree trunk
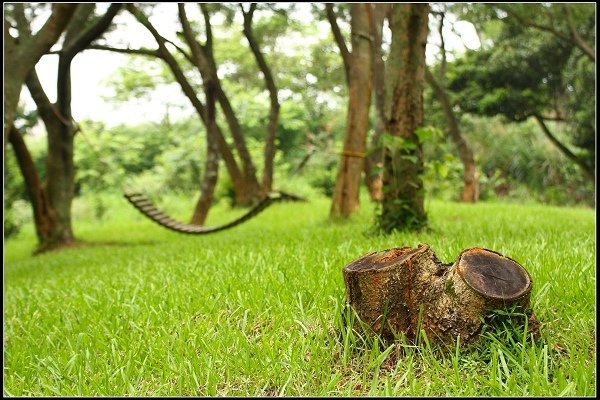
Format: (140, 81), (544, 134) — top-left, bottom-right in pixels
(129, 4), (250, 209)
(343, 244), (536, 345)
(533, 113), (596, 184)
(8, 126), (57, 242)
(177, 5), (221, 226)
(198, 4), (261, 205)
(330, 3), (373, 219)
(425, 69), (479, 202)
(379, 3), (429, 232)
(242, 4), (280, 196)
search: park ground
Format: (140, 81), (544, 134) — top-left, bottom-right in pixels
(3, 193), (596, 396)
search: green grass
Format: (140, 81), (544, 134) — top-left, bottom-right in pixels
(3, 193), (596, 396)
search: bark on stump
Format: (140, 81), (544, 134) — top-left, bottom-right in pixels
(342, 244), (534, 345)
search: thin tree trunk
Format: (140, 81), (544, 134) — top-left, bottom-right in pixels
(379, 3), (429, 232)
(364, 3), (389, 201)
(190, 81), (220, 225)
(129, 5), (252, 206)
(8, 126), (56, 242)
(330, 3), (374, 219)
(425, 68), (479, 202)
(325, 4), (351, 86)
(198, 4), (261, 204)
(242, 4), (280, 195)
(159, 44), (245, 198)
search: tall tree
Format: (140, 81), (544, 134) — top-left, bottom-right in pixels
(8, 4), (121, 251)
(363, 3), (390, 202)
(177, 4), (221, 225)
(120, 4), (268, 207)
(327, 3), (374, 219)
(378, 3), (430, 232)
(115, 5), (248, 212)
(241, 3), (281, 196)
(3, 3), (77, 150)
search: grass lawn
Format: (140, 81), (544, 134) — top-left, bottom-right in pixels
(3, 193), (596, 396)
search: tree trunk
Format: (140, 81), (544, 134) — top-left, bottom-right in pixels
(242, 4), (280, 196)
(8, 126), (57, 244)
(19, 5), (120, 251)
(379, 3), (429, 232)
(364, 3), (389, 202)
(190, 82), (220, 225)
(44, 104), (76, 246)
(25, 71), (75, 250)
(330, 3), (374, 219)
(343, 244), (536, 345)
(425, 69), (479, 202)
(198, 4), (261, 204)
(159, 40), (246, 202)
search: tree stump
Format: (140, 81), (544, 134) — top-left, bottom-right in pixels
(342, 244), (534, 345)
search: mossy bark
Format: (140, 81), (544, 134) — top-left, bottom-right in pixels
(379, 3), (430, 232)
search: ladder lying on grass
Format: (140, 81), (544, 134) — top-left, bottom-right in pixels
(123, 190), (306, 235)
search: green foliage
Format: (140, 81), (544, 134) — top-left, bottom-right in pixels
(446, 3), (595, 177)
(423, 149), (465, 202)
(461, 115), (594, 205)
(102, 57), (167, 103)
(446, 35), (571, 122)
(562, 54), (596, 170)
(307, 168), (337, 198)
(74, 118), (205, 196)
(374, 126), (437, 233)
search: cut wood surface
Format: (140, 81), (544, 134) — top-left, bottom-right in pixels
(342, 244), (535, 345)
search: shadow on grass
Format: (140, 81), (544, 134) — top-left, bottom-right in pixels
(34, 238), (160, 255)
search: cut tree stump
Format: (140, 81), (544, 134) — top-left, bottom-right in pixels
(342, 244), (535, 345)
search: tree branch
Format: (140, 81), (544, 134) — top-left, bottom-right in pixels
(532, 113), (595, 182)
(88, 44), (160, 57)
(199, 4), (213, 55)
(325, 3), (351, 85)
(56, 3), (122, 118)
(563, 4), (595, 62)
(437, 11), (447, 81)
(241, 1), (280, 192)
(12, 3), (32, 38)
(127, 3), (244, 184)
(163, 36), (194, 64)
(62, 3), (122, 60)
(495, 4), (595, 62)
(25, 70), (59, 129)
(178, 3), (213, 77)
(21, 4), (78, 68)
